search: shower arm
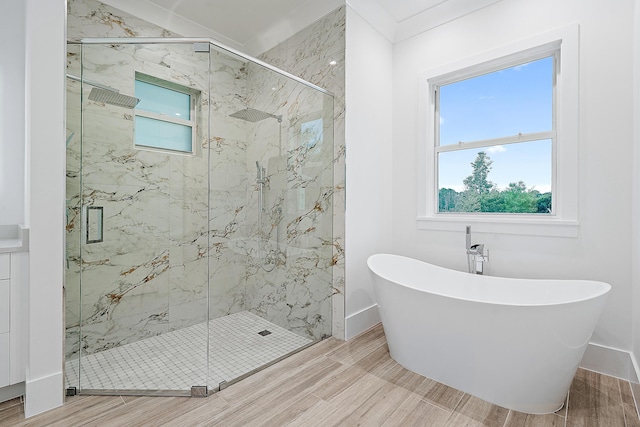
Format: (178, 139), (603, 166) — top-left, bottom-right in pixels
(66, 73), (120, 94)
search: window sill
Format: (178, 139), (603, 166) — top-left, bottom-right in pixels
(417, 215), (579, 237)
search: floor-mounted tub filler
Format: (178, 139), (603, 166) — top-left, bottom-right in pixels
(367, 254), (611, 414)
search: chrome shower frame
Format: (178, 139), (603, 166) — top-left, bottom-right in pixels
(68, 37), (333, 97)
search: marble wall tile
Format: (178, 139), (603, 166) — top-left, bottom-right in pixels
(68, 0), (179, 40)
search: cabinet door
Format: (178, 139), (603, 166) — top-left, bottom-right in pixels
(0, 280), (8, 334)
(0, 333), (8, 388)
(0, 254), (8, 280)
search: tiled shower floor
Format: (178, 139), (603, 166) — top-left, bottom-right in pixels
(64, 311), (312, 392)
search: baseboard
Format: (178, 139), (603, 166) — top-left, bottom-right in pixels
(580, 342), (638, 382)
(632, 352), (640, 383)
(345, 303), (380, 340)
(630, 353), (640, 418)
(24, 371), (64, 418)
(0, 382), (24, 404)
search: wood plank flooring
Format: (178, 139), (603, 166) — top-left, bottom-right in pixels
(2, 324), (639, 426)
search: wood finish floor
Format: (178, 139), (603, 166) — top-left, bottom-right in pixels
(2, 324), (639, 426)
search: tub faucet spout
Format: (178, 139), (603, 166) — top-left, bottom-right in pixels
(468, 244), (488, 274)
(465, 226), (488, 274)
(468, 243), (484, 255)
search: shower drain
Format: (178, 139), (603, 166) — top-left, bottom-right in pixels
(258, 329), (272, 336)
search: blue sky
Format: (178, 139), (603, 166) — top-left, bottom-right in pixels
(438, 56), (553, 192)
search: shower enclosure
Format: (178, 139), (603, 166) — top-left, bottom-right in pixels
(65, 38), (334, 395)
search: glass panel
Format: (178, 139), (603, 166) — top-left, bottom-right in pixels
(207, 52), (334, 389)
(135, 79), (191, 119)
(71, 42), (209, 394)
(134, 116), (193, 152)
(439, 56), (553, 146)
(64, 42), (82, 392)
(438, 140), (552, 213)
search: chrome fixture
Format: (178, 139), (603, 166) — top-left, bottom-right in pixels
(255, 160), (278, 272)
(230, 108), (282, 123)
(465, 226), (488, 275)
(256, 160), (266, 184)
(256, 161), (266, 211)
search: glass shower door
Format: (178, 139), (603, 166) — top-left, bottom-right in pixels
(206, 49), (335, 389)
(66, 42), (211, 395)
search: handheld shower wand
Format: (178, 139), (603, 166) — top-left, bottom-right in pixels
(256, 161), (266, 212)
(256, 161), (266, 184)
(255, 160), (275, 272)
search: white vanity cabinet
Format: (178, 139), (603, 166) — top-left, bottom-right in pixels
(0, 226), (28, 402)
(0, 253), (10, 388)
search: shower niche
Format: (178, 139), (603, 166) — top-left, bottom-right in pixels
(65, 40), (334, 395)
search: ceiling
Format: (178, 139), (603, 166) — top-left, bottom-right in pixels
(375, 0), (448, 22)
(100, 0), (501, 55)
(144, 0), (321, 46)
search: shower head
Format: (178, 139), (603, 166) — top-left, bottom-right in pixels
(229, 108), (282, 123)
(66, 74), (140, 109)
(88, 87), (140, 109)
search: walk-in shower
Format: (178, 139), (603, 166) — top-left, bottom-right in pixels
(65, 37), (334, 396)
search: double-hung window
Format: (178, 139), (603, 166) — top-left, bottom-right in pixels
(417, 25), (579, 237)
(435, 52), (556, 215)
(134, 72), (198, 154)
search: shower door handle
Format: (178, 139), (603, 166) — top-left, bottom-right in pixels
(85, 206), (104, 244)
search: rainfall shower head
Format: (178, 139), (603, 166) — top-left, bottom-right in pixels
(88, 88), (140, 109)
(66, 74), (140, 109)
(229, 108), (282, 123)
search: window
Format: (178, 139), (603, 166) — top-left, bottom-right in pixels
(417, 25), (579, 237)
(134, 72), (198, 154)
(301, 117), (323, 153)
(435, 54), (555, 214)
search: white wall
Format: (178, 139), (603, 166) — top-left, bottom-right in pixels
(633, 0), (640, 375)
(23, 0), (66, 417)
(0, 3), (26, 225)
(393, 0), (635, 362)
(344, 6), (394, 338)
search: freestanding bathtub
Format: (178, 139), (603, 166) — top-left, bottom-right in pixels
(367, 253), (611, 414)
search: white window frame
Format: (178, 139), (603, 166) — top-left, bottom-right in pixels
(134, 72), (199, 155)
(417, 24), (579, 237)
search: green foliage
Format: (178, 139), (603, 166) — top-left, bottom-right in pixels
(438, 152), (551, 214)
(462, 151), (495, 194)
(480, 190), (506, 213)
(438, 188), (459, 212)
(535, 191), (552, 213)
